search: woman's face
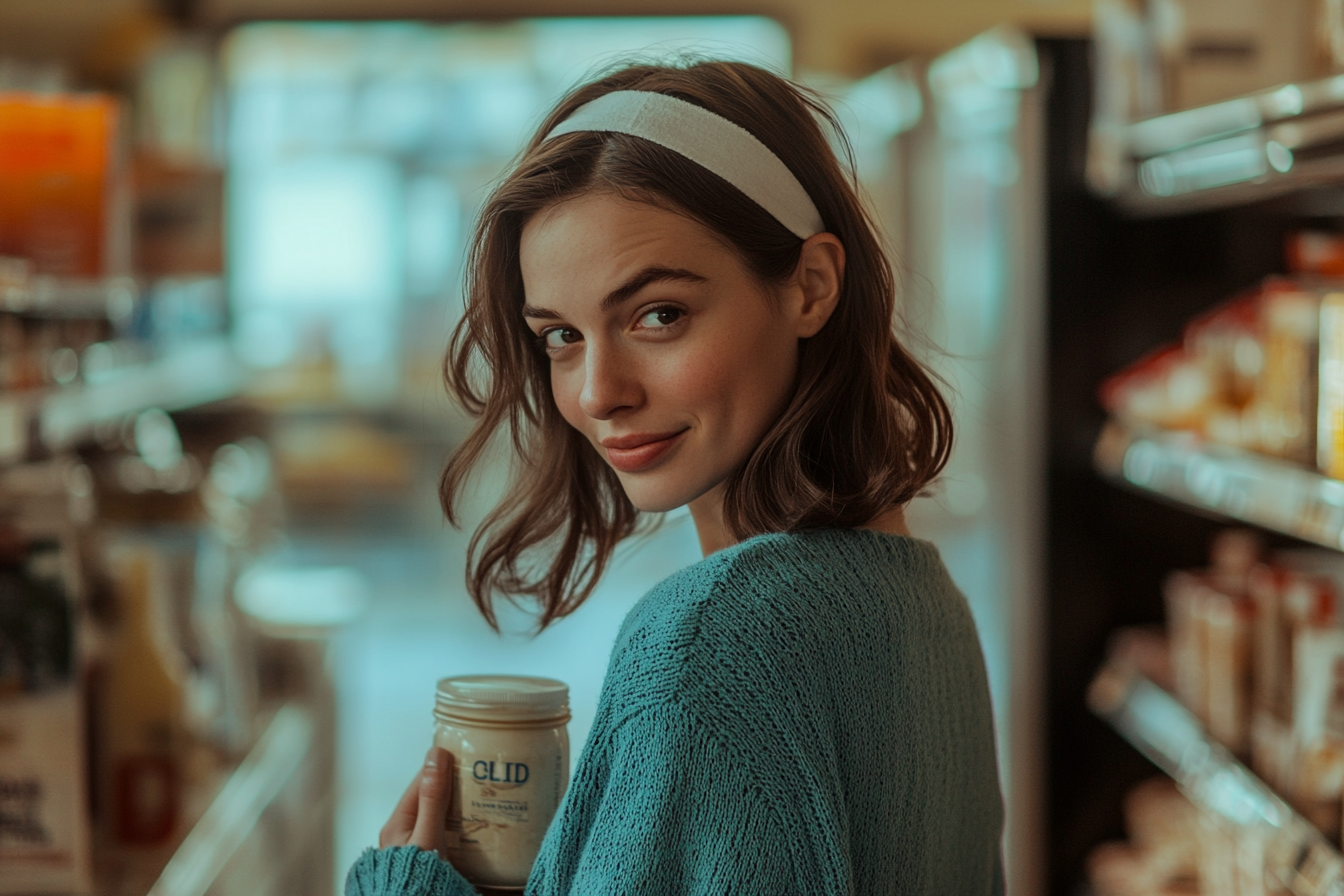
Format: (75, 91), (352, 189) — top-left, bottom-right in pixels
(519, 192), (827, 514)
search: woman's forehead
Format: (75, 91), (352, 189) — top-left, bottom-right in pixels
(519, 193), (730, 309)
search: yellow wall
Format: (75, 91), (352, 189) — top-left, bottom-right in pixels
(1, 0), (1090, 73)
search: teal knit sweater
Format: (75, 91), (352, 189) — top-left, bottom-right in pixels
(347, 528), (1004, 895)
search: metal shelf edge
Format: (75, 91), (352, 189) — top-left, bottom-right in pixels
(1094, 421), (1344, 551)
(147, 706), (314, 896)
(1089, 662), (1344, 896)
(0, 340), (246, 465)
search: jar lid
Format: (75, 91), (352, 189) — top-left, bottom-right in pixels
(435, 675), (569, 724)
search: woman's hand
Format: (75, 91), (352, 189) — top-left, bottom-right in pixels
(380, 746), (453, 856)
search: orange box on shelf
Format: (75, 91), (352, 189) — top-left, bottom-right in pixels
(0, 92), (127, 277)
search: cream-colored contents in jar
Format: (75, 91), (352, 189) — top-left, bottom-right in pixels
(433, 675), (570, 890)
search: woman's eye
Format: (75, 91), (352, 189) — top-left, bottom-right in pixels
(638, 307), (684, 329)
(542, 328), (581, 350)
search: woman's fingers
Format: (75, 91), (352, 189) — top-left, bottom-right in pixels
(409, 746), (452, 854)
(379, 749), (439, 847)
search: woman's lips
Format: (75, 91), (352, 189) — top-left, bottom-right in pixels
(601, 429), (689, 473)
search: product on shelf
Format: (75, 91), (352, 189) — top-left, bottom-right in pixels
(0, 532), (73, 695)
(1287, 231), (1344, 279)
(1090, 651), (1344, 896)
(132, 156), (223, 278)
(0, 256), (27, 298)
(0, 689), (93, 894)
(1107, 625), (1176, 694)
(1086, 777), (1200, 896)
(1289, 623), (1344, 838)
(1249, 548), (1344, 838)
(1164, 531), (1259, 754)
(1280, 553), (1344, 838)
(1156, 531), (1344, 844)
(1318, 291), (1344, 478)
(0, 190), (285, 884)
(1101, 345), (1211, 433)
(1102, 276), (1326, 466)
(1248, 552), (1340, 725)
(1165, 570), (1211, 732)
(95, 537), (191, 847)
(0, 93), (127, 277)
(1259, 287), (1320, 464)
(1249, 709), (1296, 809)
(1194, 809), (1271, 896)
(0, 519), (91, 893)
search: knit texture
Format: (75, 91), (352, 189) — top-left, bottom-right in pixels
(347, 528), (1004, 896)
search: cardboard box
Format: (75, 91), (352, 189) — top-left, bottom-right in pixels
(0, 689), (92, 894)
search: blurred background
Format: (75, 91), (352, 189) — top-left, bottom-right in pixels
(16, 1), (1344, 895)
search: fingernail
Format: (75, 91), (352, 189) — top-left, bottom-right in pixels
(424, 746), (441, 769)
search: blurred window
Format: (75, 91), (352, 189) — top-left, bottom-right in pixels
(222, 19), (791, 403)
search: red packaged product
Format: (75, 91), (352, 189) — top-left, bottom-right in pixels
(1288, 231), (1344, 279)
(1099, 345), (1213, 433)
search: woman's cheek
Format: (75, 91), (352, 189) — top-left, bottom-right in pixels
(550, 367), (588, 433)
(655, 328), (739, 404)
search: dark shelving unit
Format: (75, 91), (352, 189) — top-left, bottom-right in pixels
(1039, 38), (1344, 893)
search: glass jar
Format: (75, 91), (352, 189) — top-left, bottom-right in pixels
(433, 675), (570, 890)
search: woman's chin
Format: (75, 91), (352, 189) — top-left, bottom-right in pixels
(625, 491), (692, 514)
(618, 470), (726, 516)
(617, 478), (700, 515)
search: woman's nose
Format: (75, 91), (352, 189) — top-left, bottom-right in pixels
(578, 343), (643, 420)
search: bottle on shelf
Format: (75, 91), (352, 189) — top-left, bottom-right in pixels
(95, 539), (191, 848)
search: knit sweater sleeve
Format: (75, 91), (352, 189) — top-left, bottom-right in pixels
(527, 698), (809, 896)
(345, 699), (807, 896)
(344, 845), (478, 896)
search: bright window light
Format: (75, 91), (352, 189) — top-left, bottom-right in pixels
(223, 18), (791, 397)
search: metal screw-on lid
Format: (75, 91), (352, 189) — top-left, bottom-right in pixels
(434, 675), (570, 725)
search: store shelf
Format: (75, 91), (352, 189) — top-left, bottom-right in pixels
(1088, 661), (1344, 896)
(1101, 76), (1344, 216)
(1094, 420), (1344, 550)
(0, 274), (138, 318)
(146, 706), (313, 896)
(0, 339), (247, 465)
(90, 704), (322, 896)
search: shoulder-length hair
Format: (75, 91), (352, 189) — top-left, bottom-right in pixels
(441, 60), (952, 631)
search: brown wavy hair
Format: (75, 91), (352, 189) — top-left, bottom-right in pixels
(441, 60), (952, 632)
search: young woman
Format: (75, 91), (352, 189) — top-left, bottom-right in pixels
(347, 60), (1003, 895)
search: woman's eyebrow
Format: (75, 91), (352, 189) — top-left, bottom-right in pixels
(600, 266), (706, 311)
(521, 266), (706, 321)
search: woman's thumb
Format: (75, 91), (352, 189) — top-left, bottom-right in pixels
(410, 747), (452, 853)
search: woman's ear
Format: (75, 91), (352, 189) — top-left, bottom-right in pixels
(791, 233), (845, 338)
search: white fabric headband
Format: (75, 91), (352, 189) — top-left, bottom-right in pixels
(543, 90), (825, 240)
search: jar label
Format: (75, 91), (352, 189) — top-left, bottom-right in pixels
(444, 745), (567, 888)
